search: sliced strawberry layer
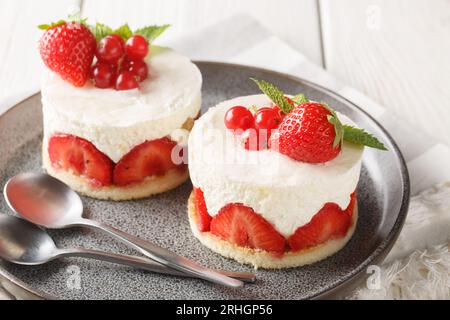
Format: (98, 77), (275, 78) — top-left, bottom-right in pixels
(200, 190), (356, 254)
(193, 188), (212, 232)
(48, 134), (114, 187)
(113, 137), (185, 186)
(210, 203), (287, 254)
(49, 134), (186, 187)
(288, 192), (356, 252)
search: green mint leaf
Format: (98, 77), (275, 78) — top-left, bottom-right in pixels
(250, 78), (293, 114)
(293, 93), (309, 105)
(343, 125), (388, 150)
(88, 22), (113, 41)
(134, 24), (171, 42)
(114, 24), (133, 40)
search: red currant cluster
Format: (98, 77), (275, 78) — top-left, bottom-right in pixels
(224, 102), (287, 151)
(91, 34), (149, 91)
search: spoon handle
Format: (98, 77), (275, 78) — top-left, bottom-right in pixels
(76, 218), (244, 288)
(56, 248), (256, 283)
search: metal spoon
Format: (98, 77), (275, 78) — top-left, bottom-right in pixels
(0, 214), (255, 283)
(3, 172), (244, 288)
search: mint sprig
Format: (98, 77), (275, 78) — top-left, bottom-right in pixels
(88, 23), (170, 42)
(250, 78), (293, 114)
(39, 16), (170, 44)
(135, 25), (171, 42)
(324, 103), (387, 150)
(343, 125), (387, 150)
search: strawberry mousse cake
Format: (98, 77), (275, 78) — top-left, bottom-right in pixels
(38, 19), (201, 200)
(187, 79), (386, 269)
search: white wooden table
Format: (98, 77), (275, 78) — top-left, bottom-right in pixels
(1, 0), (449, 146)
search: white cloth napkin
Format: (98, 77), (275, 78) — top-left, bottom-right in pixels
(1, 14), (449, 299)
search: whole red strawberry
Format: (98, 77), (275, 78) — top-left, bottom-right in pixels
(270, 102), (342, 163)
(39, 22), (96, 87)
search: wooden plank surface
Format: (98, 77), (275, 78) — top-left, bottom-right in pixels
(81, 0), (323, 65)
(320, 0), (450, 145)
(0, 0), (82, 111)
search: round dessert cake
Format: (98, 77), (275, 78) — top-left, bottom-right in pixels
(187, 94), (364, 269)
(42, 48), (202, 200)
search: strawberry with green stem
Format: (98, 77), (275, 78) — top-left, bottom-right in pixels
(39, 21), (96, 87)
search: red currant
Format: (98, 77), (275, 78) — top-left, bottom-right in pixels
(255, 107), (282, 131)
(109, 34), (126, 51)
(122, 59), (148, 82)
(125, 35), (149, 60)
(224, 106), (254, 132)
(115, 71), (139, 91)
(271, 105), (286, 122)
(96, 35), (125, 63)
(91, 62), (116, 89)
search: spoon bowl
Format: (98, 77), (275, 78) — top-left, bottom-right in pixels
(4, 172), (83, 228)
(0, 214), (58, 265)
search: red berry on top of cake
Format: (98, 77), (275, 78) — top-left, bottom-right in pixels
(187, 78), (387, 269)
(38, 18), (201, 200)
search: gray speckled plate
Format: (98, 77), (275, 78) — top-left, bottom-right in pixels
(0, 62), (409, 300)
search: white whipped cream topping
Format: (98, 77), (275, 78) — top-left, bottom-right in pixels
(42, 48), (202, 162)
(188, 95), (363, 237)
